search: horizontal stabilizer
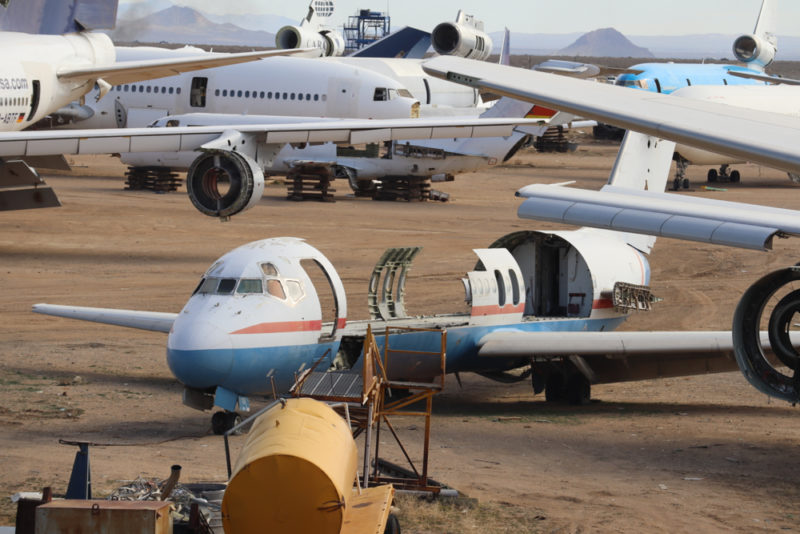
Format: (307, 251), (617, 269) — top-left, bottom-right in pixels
(32, 304), (177, 333)
(58, 48), (318, 87)
(728, 70), (800, 86)
(351, 26), (431, 59)
(515, 183), (800, 250)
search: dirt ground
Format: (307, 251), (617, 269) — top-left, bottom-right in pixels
(2, 140), (800, 532)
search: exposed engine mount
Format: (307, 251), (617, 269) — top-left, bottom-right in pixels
(732, 33), (776, 70)
(431, 10), (492, 61)
(733, 267), (800, 403)
(275, 25), (345, 57)
(186, 151), (264, 218)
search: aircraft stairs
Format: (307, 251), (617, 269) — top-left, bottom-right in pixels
(291, 324), (447, 493)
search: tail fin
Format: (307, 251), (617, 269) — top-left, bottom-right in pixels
(754, 0), (777, 45)
(499, 28), (510, 66)
(302, 0), (334, 27)
(0, 0), (118, 34)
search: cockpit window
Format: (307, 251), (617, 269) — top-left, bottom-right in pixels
(198, 277), (219, 294)
(397, 88), (413, 99)
(237, 279), (263, 294)
(217, 278), (237, 294)
(261, 263), (279, 276)
(374, 87), (388, 101)
(267, 279), (286, 300)
(286, 280), (304, 302)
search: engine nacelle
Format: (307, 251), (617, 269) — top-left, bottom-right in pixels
(275, 25), (344, 57)
(186, 151), (264, 219)
(732, 33), (776, 70)
(431, 11), (492, 61)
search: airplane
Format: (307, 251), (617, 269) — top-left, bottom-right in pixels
(421, 54), (800, 404)
(612, 0), (777, 187)
(34, 122), (767, 434)
(0, 0), (316, 211)
(0, 115), (544, 218)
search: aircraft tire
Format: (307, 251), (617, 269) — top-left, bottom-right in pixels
(707, 169), (718, 182)
(211, 411), (227, 435)
(544, 373), (565, 402)
(566, 374), (591, 405)
(682, 178), (690, 189)
(730, 170), (741, 183)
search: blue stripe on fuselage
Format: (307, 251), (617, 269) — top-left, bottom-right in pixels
(167, 316), (627, 396)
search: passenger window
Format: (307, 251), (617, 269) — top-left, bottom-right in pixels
(261, 263), (279, 276)
(509, 269), (520, 306)
(217, 278), (236, 294)
(495, 270), (506, 307)
(286, 280), (304, 302)
(314, 94), (319, 101)
(161, 87), (166, 94)
(260, 91), (265, 98)
(123, 85), (129, 92)
(139, 86), (144, 93)
(176, 88), (181, 94)
(283, 92), (288, 99)
(237, 279), (263, 294)
(214, 89), (220, 96)
(290, 93), (296, 100)
(146, 86), (151, 93)
(245, 90), (250, 98)
(268, 91), (273, 98)
(237, 90), (242, 97)
(306, 93), (311, 100)
(267, 279), (286, 300)
(223, 89), (228, 97)
(169, 87), (174, 94)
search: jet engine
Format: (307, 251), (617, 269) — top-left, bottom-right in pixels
(732, 267), (800, 404)
(431, 11), (492, 61)
(732, 33), (776, 70)
(275, 25), (345, 57)
(186, 151), (265, 218)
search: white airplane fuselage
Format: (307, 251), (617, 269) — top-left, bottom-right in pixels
(0, 31), (115, 130)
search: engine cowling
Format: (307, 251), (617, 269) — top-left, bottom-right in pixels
(732, 267), (800, 404)
(732, 33), (776, 70)
(275, 25), (344, 57)
(431, 15), (492, 61)
(186, 151), (265, 218)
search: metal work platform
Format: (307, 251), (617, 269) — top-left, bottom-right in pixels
(292, 324), (447, 493)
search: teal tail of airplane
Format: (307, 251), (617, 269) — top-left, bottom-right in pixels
(0, 0), (118, 34)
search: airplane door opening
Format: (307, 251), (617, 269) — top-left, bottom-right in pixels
(190, 77), (208, 107)
(27, 80), (39, 122)
(300, 259), (341, 341)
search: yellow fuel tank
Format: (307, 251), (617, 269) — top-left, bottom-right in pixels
(222, 398), (358, 534)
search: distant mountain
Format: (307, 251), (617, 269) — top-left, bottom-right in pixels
(113, 6), (275, 47)
(558, 28), (653, 58)
(202, 12), (297, 34)
(118, 0), (174, 19)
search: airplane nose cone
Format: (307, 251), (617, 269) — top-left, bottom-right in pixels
(167, 320), (234, 389)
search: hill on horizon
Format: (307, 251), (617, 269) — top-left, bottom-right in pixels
(558, 27), (653, 58)
(112, 5), (275, 47)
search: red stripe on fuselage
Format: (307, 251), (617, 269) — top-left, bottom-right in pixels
(471, 303), (525, 316)
(592, 299), (614, 309)
(231, 320), (323, 335)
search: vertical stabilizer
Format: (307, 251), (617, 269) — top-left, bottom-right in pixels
(499, 28), (510, 66)
(753, 0), (777, 46)
(0, 0), (118, 34)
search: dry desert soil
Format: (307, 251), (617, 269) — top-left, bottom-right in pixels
(2, 140), (800, 532)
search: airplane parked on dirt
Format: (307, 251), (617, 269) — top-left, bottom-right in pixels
(0, 0), (312, 211)
(421, 54), (800, 405)
(34, 124), (760, 433)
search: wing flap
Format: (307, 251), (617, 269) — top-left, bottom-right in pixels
(33, 304), (176, 333)
(478, 331), (736, 358)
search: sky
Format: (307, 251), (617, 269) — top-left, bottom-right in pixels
(120, 0), (800, 36)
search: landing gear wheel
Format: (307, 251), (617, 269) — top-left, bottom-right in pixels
(566, 374), (591, 405)
(730, 170), (741, 183)
(682, 178), (690, 189)
(211, 411), (241, 435)
(707, 169), (718, 182)
(544, 373), (565, 402)
(767, 289), (800, 369)
(384, 513), (401, 534)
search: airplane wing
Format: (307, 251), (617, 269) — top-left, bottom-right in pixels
(479, 330), (737, 357)
(0, 116), (544, 158)
(32, 304), (177, 333)
(57, 48), (317, 87)
(728, 70), (800, 86)
(421, 56), (800, 176)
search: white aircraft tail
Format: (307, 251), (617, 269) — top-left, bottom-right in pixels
(302, 0), (334, 27)
(499, 28), (511, 66)
(753, 0), (777, 45)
